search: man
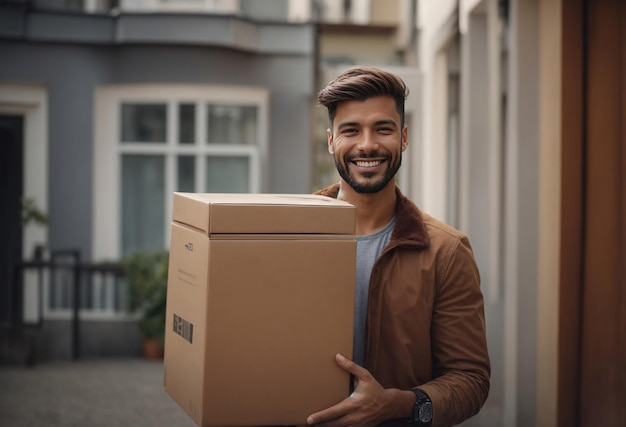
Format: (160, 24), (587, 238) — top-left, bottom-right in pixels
(307, 67), (490, 427)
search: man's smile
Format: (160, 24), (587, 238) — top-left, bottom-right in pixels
(353, 159), (384, 168)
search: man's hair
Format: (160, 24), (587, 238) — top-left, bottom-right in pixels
(317, 66), (409, 127)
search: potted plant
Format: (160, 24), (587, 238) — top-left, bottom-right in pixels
(123, 250), (169, 359)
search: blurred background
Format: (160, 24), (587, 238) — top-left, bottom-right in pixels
(0, 0), (624, 426)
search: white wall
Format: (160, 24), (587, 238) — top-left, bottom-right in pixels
(536, 0), (561, 425)
(416, 0), (457, 219)
(503, 0), (540, 426)
(459, 3), (508, 425)
(417, 1), (542, 426)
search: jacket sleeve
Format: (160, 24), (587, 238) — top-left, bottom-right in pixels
(418, 235), (491, 427)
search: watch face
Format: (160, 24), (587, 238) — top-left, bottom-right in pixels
(419, 401), (433, 423)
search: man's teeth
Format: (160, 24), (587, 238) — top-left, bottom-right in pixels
(355, 160), (382, 167)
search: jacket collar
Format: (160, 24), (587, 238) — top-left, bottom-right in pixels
(314, 183), (430, 250)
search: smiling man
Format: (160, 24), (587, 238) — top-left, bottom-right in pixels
(331, 95), (405, 196)
(310, 67), (490, 427)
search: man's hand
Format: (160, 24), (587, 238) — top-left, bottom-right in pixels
(306, 354), (403, 427)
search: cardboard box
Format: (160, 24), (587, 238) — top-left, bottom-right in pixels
(164, 193), (356, 427)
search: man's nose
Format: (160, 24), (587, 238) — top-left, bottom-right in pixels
(357, 130), (379, 152)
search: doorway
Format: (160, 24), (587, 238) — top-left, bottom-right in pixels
(0, 114), (24, 325)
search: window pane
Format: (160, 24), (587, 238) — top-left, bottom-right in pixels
(205, 156), (249, 193)
(207, 105), (257, 145)
(178, 103), (195, 144)
(121, 155), (165, 256)
(121, 103), (166, 143)
(178, 155), (195, 192)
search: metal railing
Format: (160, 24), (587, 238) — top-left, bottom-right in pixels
(12, 248), (127, 360)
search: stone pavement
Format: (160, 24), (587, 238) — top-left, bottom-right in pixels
(0, 358), (503, 427)
(0, 358), (197, 427)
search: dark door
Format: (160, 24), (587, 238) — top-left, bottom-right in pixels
(0, 114), (24, 325)
(579, 0), (626, 424)
(560, 0), (626, 425)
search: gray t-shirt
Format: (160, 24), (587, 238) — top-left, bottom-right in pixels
(352, 217), (396, 367)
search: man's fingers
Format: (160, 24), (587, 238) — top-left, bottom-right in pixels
(335, 353), (368, 380)
(305, 355), (376, 426)
(306, 401), (349, 426)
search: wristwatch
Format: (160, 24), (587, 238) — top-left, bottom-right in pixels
(408, 389), (433, 425)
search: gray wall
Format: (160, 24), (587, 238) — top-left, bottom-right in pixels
(33, 319), (142, 360)
(0, 10), (315, 361)
(241, 0), (289, 22)
(0, 41), (315, 260)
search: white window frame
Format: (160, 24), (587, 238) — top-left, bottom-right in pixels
(320, 0), (370, 24)
(118, 0), (239, 13)
(93, 84), (269, 262)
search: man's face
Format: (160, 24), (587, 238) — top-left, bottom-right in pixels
(328, 96), (408, 194)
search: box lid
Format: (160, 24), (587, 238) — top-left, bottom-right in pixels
(172, 192), (356, 235)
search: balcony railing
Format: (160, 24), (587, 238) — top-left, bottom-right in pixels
(12, 248), (127, 360)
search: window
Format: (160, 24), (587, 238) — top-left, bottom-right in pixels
(94, 85), (268, 261)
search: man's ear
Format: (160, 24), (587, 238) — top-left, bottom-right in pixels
(401, 124), (409, 152)
(327, 128), (335, 154)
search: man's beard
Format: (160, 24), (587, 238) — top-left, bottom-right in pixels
(334, 151), (402, 194)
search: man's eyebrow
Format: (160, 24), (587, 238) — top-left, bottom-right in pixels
(337, 121), (360, 130)
(374, 119), (398, 128)
(337, 119), (398, 130)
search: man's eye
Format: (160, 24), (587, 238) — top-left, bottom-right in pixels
(378, 127), (393, 134)
(342, 128), (358, 135)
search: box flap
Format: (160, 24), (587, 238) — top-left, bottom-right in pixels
(172, 193), (356, 235)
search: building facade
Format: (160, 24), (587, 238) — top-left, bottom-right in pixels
(418, 0), (625, 426)
(0, 0), (316, 359)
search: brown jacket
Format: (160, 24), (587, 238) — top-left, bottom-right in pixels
(315, 184), (490, 427)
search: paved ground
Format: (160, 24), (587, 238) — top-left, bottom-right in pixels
(0, 358), (197, 427)
(0, 358), (502, 427)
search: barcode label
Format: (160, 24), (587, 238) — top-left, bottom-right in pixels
(173, 314), (194, 344)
